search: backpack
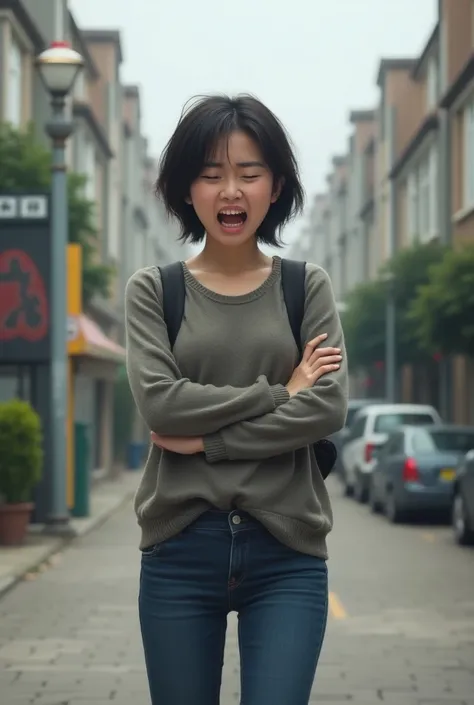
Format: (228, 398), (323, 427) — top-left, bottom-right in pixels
(158, 259), (337, 479)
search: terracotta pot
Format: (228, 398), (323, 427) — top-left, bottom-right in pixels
(0, 503), (34, 546)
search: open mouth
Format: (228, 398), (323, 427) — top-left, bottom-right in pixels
(217, 209), (248, 229)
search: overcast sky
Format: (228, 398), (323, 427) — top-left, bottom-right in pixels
(70, 0), (437, 247)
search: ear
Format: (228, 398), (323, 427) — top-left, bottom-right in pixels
(271, 177), (284, 204)
(185, 195), (192, 205)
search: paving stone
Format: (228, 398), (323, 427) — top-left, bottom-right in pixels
(0, 479), (473, 703)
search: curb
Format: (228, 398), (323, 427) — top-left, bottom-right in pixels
(0, 487), (135, 600)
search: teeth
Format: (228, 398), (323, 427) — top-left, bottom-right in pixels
(219, 210), (245, 215)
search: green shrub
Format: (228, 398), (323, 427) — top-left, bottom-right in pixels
(0, 399), (43, 504)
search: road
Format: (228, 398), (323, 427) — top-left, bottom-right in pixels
(1, 477), (474, 705)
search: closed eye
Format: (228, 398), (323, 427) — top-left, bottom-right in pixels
(202, 175), (220, 180)
(242, 175), (260, 180)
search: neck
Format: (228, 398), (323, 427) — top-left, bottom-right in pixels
(195, 237), (270, 273)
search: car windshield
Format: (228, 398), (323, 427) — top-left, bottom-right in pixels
(412, 429), (474, 454)
(373, 413), (435, 434)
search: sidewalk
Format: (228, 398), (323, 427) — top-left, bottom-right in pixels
(0, 470), (140, 597)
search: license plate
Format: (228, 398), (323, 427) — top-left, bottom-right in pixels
(440, 468), (456, 482)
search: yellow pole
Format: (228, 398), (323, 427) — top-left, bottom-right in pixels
(66, 244), (83, 510)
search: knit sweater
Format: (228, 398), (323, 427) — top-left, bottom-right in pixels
(125, 256), (348, 559)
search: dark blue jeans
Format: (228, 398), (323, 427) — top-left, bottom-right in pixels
(139, 509), (328, 705)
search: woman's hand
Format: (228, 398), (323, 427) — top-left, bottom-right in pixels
(151, 432), (204, 455)
(286, 333), (342, 397)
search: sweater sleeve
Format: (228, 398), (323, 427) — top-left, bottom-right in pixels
(125, 266), (290, 436)
(203, 264), (348, 462)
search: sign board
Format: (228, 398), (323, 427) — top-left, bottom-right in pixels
(0, 193), (51, 363)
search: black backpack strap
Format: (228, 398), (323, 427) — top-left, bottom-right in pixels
(157, 262), (185, 349)
(281, 258), (306, 358)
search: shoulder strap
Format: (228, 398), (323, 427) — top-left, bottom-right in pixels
(281, 258), (306, 358)
(157, 262), (185, 349)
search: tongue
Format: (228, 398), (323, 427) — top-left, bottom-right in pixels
(221, 214), (244, 225)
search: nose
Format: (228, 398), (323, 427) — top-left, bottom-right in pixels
(220, 176), (242, 200)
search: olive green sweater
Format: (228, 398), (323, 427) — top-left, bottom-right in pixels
(125, 256), (348, 558)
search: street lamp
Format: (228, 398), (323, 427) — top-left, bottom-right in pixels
(36, 41), (84, 533)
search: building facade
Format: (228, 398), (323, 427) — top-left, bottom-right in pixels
(289, 0), (474, 422)
(0, 0), (190, 514)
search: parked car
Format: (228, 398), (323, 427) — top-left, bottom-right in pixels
(452, 448), (474, 545)
(331, 398), (386, 476)
(341, 404), (442, 501)
(368, 424), (474, 523)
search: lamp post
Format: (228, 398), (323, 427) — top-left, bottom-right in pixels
(36, 41), (84, 532)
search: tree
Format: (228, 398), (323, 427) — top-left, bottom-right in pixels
(342, 279), (386, 370)
(342, 242), (446, 372)
(0, 122), (114, 305)
(410, 245), (474, 357)
(382, 241), (447, 365)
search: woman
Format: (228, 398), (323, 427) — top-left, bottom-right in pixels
(125, 94), (348, 705)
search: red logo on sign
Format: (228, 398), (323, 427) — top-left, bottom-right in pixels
(0, 249), (48, 342)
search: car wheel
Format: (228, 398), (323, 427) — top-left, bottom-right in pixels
(452, 491), (474, 546)
(384, 490), (404, 524)
(368, 480), (381, 513)
(354, 471), (367, 504)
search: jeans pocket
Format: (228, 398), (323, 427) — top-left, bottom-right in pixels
(141, 543), (162, 559)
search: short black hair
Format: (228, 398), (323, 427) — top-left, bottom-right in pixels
(156, 94), (305, 246)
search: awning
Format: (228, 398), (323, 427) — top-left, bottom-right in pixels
(68, 314), (125, 363)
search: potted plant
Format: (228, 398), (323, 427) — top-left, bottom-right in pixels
(0, 399), (43, 545)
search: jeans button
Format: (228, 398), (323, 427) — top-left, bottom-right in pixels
(232, 514), (241, 525)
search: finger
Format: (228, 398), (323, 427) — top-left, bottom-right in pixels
(311, 363), (341, 380)
(311, 354), (342, 368)
(302, 333), (328, 361)
(308, 347), (341, 366)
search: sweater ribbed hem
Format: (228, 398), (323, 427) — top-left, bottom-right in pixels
(246, 507), (330, 559)
(138, 504), (329, 559)
(203, 433), (228, 463)
(269, 384), (290, 408)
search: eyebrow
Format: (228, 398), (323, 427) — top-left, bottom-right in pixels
(203, 160), (265, 168)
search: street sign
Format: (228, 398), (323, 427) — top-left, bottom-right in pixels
(0, 193), (51, 363)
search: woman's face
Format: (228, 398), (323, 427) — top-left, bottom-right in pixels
(188, 130), (281, 247)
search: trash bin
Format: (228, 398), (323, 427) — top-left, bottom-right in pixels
(72, 422), (90, 517)
(127, 442), (146, 470)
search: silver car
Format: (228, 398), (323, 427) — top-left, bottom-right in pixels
(369, 425), (474, 523)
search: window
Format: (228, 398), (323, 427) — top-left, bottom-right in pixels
(428, 146), (438, 238)
(6, 36), (22, 126)
(419, 159), (430, 236)
(464, 98), (474, 208)
(407, 145), (438, 243)
(407, 172), (419, 241)
(373, 412), (437, 434)
(412, 428), (474, 454)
